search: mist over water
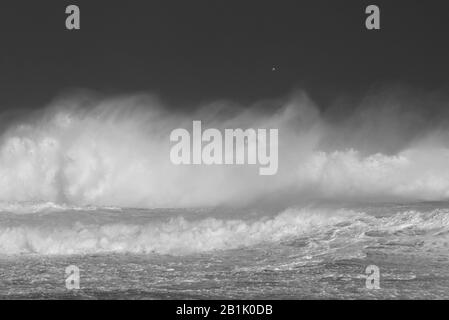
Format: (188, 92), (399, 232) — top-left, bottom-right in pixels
(0, 88), (449, 208)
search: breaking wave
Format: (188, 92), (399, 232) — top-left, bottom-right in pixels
(0, 207), (354, 255)
(297, 147), (449, 201)
(0, 206), (448, 256)
(1, 89), (449, 207)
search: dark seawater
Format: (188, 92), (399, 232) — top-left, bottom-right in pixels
(0, 202), (448, 299)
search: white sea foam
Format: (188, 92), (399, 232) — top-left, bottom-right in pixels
(1, 92), (449, 208)
(0, 206), (447, 256)
(0, 208), (358, 255)
(297, 147), (449, 201)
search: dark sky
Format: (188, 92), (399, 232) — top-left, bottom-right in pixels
(0, 0), (448, 110)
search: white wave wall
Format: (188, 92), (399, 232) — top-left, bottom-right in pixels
(0, 206), (448, 255)
(1, 89), (449, 207)
(0, 208), (356, 255)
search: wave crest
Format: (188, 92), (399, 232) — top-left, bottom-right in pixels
(1, 206), (448, 256)
(0, 208), (359, 255)
(1, 91), (449, 207)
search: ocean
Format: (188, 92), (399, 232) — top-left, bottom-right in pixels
(1, 202), (448, 299)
